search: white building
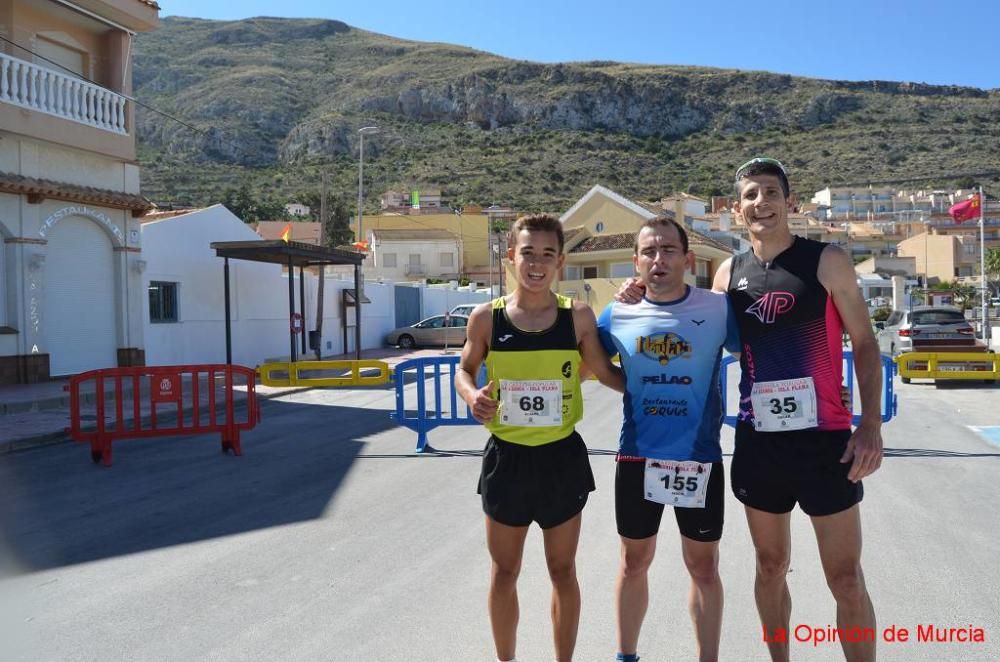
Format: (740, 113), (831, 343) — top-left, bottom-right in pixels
(812, 187), (897, 218)
(285, 203), (311, 218)
(661, 193), (708, 220)
(142, 206), (391, 364)
(0, 0), (159, 383)
(141, 206), (487, 365)
(367, 229), (462, 281)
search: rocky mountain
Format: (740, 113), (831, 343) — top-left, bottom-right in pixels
(133, 16), (1000, 211)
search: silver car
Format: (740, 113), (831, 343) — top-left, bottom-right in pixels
(385, 314), (469, 349)
(876, 306), (975, 357)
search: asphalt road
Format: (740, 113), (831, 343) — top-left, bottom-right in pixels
(1, 368), (997, 661)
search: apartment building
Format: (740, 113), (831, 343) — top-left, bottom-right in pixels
(0, 0), (158, 383)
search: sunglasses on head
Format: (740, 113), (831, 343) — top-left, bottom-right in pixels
(735, 157), (787, 179)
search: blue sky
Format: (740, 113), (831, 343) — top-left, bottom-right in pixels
(160, 1), (1000, 89)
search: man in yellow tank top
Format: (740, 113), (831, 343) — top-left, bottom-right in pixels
(457, 214), (624, 662)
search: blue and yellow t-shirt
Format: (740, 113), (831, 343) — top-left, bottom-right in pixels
(598, 287), (739, 462)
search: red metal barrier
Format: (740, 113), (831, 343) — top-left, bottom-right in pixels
(65, 364), (261, 466)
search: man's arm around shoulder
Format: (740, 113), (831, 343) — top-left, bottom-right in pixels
(572, 301), (624, 393)
(712, 257), (733, 294)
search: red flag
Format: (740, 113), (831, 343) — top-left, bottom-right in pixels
(948, 194), (981, 224)
(280, 222), (293, 243)
(351, 241), (369, 251)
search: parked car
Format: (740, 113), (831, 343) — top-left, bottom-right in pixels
(448, 303), (479, 317)
(385, 314), (469, 349)
(876, 306), (975, 357)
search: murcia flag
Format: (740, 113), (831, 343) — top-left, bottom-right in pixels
(280, 222), (293, 242)
(948, 194), (980, 224)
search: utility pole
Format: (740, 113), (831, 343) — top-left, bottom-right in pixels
(314, 173), (328, 359)
(485, 214), (492, 296)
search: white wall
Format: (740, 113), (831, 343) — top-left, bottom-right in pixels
(685, 199), (706, 217)
(141, 207), (484, 366)
(142, 205), (290, 366)
(420, 286), (490, 318)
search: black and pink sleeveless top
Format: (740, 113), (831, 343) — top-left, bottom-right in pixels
(727, 236), (852, 431)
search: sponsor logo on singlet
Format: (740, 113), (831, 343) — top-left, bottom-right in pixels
(745, 292), (796, 324)
(641, 374), (693, 385)
(636, 332), (692, 365)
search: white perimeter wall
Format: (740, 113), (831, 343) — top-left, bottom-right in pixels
(420, 285), (490, 318)
(142, 206), (487, 367)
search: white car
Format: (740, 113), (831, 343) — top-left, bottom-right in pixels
(449, 304), (480, 317)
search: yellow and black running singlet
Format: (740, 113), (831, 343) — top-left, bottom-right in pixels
(484, 295), (583, 446)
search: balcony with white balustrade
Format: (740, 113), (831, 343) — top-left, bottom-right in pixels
(0, 52), (128, 135)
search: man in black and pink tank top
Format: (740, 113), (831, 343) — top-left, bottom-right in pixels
(727, 237), (854, 433)
(716, 158), (883, 662)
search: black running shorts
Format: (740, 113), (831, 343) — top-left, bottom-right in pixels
(615, 460), (725, 542)
(731, 424), (863, 516)
(478, 431), (595, 529)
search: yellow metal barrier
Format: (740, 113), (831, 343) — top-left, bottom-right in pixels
(894, 351), (999, 382)
(257, 360), (392, 388)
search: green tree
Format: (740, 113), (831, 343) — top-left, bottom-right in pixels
(221, 182), (286, 222)
(930, 280), (976, 310)
(871, 306), (892, 322)
(986, 247), (1000, 297)
(297, 191), (354, 246)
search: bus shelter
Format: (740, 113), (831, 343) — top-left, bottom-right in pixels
(210, 240), (366, 363)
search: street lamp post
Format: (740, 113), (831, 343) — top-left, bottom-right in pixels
(923, 216), (929, 286)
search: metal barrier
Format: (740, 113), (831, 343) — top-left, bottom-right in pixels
(392, 356), (482, 452)
(720, 352), (897, 427)
(895, 351), (1000, 382)
(65, 364), (261, 466)
(393, 352), (898, 451)
(257, 360), (392, 388)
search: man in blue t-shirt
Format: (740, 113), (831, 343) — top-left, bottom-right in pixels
(598, 216), (739, 662)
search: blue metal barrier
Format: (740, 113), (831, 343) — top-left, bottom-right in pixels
(395, 352), (898, 452)
(392, 356), (483, 452)
(719, 352), (897, 427)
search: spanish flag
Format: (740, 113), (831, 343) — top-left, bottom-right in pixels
(280, 222), (293, 243)
(351, 241), (369, 251)
(948, 194), (980, 224)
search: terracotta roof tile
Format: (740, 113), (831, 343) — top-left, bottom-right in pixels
(0, 171), (153, 216)
(568, 229), (735, 255)
(569, 232), (635, 253)
(689, 229), (736, 254)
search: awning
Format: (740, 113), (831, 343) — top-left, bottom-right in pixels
(209, 240), (365, 267)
